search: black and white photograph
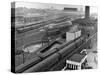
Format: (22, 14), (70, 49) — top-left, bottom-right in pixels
(11, 1), (98, 73)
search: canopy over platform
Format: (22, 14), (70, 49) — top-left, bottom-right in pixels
(67, 53), (87, 65)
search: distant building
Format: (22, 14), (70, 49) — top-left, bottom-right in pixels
(63, 7), (77, 11)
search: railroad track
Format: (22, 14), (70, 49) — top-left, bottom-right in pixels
(16, 16), (70, 33)
(15, 32), (97, 73)
(15, 20), (71, 49)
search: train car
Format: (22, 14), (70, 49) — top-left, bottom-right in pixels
(36, 36), (84, 59)
(22, 36), (85, 72)
(23, 53), (60, 72)
(15, 56), (42, 73)
(49, 36), (86, 71)
(15, 35), (87, 73)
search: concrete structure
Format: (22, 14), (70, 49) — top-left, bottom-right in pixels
(85, 6), (90, 18)
(66, 30), (81, 42)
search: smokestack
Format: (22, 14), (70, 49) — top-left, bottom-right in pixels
(85, 6), (90, 18)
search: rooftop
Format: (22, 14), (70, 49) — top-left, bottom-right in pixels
(68, 53), (87, 63)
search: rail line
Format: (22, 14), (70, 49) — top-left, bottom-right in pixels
(15, 32), (97, 73)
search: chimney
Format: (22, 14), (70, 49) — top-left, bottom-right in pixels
(85, 6), (90, 18)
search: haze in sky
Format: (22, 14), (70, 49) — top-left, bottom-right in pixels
(15, 2), (84, 10)
(14, 1), (97, 14)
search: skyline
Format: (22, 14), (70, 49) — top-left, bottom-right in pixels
(15, 2), (84, 11)
(12, 2), (98, 14)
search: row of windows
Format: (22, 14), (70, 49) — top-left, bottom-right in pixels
(66, 63), (78, 70)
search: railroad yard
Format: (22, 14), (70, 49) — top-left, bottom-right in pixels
(11, 2), (97, 73)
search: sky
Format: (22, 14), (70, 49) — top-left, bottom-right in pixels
(15, 2), (84, 10)
(14, 1), (98, 14)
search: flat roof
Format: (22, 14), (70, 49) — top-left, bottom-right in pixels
(68, 53), (87, 63)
